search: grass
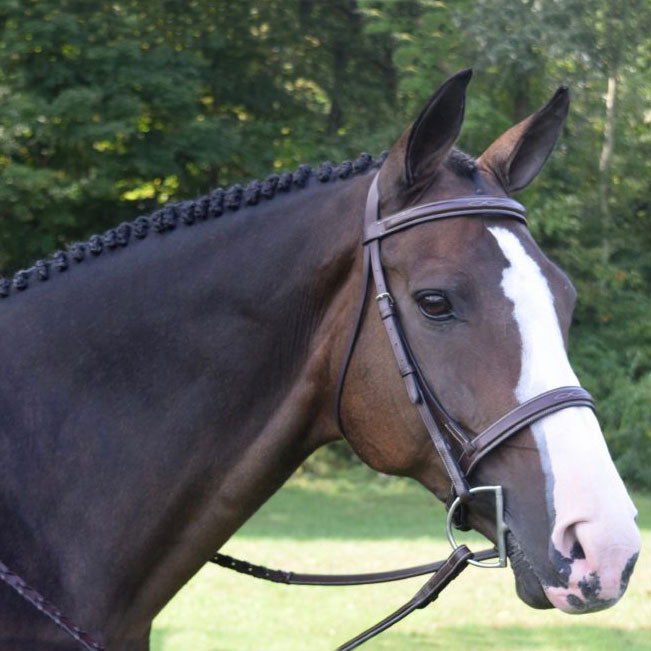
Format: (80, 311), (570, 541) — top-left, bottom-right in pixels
(152, 468), (651, 650)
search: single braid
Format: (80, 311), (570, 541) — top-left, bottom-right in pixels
(225, 185), (243, 210)
(35, 260), (50, 281)
(53, 251), (68, 272)
(277, 172), (293, 192)
(151, 209), (166, 233)
(69, 243), (86, 263)
(132, 217), (149, 240)
(353, 152), (373, 173)
(337, 160), (353, 179)
(116, 223), (131, 246)
(197, 196), (210, 220)
(103, 229), (119, 249)
(13, 270), (29, 291)
(162, 205), (178, 231)
(293, 164), (311, 188)
(179, 201), (196, 226)
(261, 174), (279, 198)
(208, 188), (225, 218)
(317, 162), (334, 182)
(244, 181), (261, 206)
(88, 234), (104, 255)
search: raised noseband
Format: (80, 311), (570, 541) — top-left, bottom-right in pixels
(459, 386), (594, 474)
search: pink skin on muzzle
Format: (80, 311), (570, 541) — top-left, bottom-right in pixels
(539, 409), (640, 613)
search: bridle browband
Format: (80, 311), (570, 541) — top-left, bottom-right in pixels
(1, 172), (595, 651)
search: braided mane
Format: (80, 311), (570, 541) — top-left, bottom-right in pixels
(0, 152), (388, 300)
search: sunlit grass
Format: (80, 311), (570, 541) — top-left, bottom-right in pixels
(152, 469), (651, 650)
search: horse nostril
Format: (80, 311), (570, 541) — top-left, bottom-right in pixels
(550, 522), (587, 579)
(570, 540), (585, 560)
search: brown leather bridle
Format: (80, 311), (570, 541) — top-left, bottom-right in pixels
(0, 172), (596, 651)
(341, 174), (594, 507)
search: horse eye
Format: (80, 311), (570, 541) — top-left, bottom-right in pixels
(417, 293), (454, 320)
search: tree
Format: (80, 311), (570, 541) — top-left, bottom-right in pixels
(0, 0), (648, 485)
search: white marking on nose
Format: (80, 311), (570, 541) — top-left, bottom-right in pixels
(488, 226), (640, 611)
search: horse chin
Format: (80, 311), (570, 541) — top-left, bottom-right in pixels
(506, 534), (552, 609)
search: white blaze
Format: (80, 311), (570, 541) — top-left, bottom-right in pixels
(488, 226), (639, 610)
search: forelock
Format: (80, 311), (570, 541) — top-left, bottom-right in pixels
(446, 148), (478, 179)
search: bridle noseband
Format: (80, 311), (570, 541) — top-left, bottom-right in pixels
(335, 173), (594, 561)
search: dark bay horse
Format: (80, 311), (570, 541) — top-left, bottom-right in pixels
(0, 70), (640, 649)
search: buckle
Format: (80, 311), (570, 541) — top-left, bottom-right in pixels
(375, 292), (396, 320)
(375, 292), (393, 305)
(445, 485), (508, 568)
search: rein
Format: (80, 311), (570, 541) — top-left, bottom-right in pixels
(0, 173), (594, 650)
(0, 560), (103, 650)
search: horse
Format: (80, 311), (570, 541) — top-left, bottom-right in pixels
(0, 69), (640, 649)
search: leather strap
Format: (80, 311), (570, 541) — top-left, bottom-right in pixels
(336, 545), (473, 651)
(334, 210), (372, 435)
(364, 175), (471, 500)
(210, 548), (497, 586)
(0, 559), (103, 650)
(459, 386), (594, 474)
(364, 196), (527, 243)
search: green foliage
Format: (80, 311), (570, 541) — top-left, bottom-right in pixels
(0, 1), (648, 486)
(600, 373), (651, 489)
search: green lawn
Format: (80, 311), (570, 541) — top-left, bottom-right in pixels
(152, 469), (651, 650)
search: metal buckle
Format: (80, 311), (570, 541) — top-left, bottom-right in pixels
(445, 485), (508, 568)
(375, 292), (393, 305)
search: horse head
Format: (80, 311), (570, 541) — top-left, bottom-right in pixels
(340, 70), (640, 613)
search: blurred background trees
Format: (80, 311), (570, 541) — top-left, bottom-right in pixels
(1, 0), (649, 486)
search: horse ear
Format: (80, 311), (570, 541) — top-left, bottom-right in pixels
(381, 69), (472, 193)
(479, 87), (570, 193)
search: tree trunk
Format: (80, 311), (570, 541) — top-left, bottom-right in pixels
(327, 44), (347, 135)
(599, 72), (617, 262)
(382, 42), (397, 108)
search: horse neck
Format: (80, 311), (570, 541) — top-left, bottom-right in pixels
(0, 172), (370, 640)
